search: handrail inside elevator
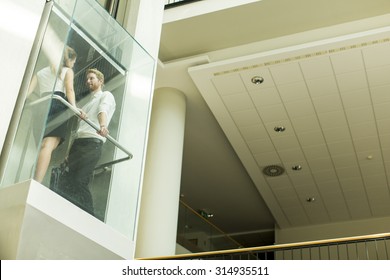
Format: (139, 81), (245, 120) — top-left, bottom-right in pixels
(28, 94), (133, 170)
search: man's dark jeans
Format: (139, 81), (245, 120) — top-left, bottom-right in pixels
(65, 137), (103, 216)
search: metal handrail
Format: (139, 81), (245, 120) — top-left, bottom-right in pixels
(138, 232), (390, 260)
(52, 94), (133, 162)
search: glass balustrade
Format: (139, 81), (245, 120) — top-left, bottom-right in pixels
(177, 201), (243, 253)
(0, 0), (155, 240)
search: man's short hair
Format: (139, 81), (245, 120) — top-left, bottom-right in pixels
(87, 68), (104, 84)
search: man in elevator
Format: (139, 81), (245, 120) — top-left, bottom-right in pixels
(65, 68), (116, 216)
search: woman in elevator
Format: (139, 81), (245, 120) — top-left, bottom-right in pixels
(28, 46), (79, 183)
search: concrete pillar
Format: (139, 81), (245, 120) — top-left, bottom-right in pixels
(135, 87), (186, 258)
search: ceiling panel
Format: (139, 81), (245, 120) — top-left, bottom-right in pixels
(360, 165), (387, 178)
(278, 149), (306, 163)
(265, 175), (291, 187)
(188, 27), (390, 230)
(222, 92), (253, 112)
(250, 87), (282, 107)
(371, 85), (390, 104)
(366, 65), (390, 87)
(330, 50), (364, 74)
(306, 76), (339, 97)
(322, 127), (351, 143)
(336, 166), (362, 180)
(297, 131), (326, 147)
(284, 99), (316, 118)
(340, 88), (371, 108)
(238, 124), (268, 141)
(254, 152), (280, 166)
(336, 71), (368, 92)
(312, 94), (343, 113)
(291, 115), (322, 132)
(339, 177), (365, 191)
(300, 57), (334, 79)
(373, 103), (390, 120)
(272, 135), (300, 151)
(332, 154), (358, 169)
(327, 141), (356, 156)
(270, 63), (304, 85)
(212, 74), (246, 95)
(231, 109), (261, 126)
(349, 121), (378, 138)
(159, 0), (390, 248)
(302, 144), (329, 160)
(307, 158), (334, 172)
(353, 137), (381, 152)
(345, 106), (375, 124)
(362, 43), (390, 68)
(317, 110), (348, 129)
(258, 103), (289, 123)
(289, 174), (315, 186)
(278, 82), (310, 102)
(246, 138), (274, 154)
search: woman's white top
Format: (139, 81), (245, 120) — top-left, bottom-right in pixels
(36, 66), (69, 94)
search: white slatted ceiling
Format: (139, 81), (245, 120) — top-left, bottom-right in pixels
(204, 35), (390, 227)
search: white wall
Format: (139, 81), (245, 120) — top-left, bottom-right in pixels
(121, 0), (165, 59)
(275, 218), (390, 260)
(0, 0), (46, 153)
(275, 217), (390, 244)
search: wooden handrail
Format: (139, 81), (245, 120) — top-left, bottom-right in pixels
(137, 232), (390, 260)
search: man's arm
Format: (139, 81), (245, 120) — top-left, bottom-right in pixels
(97, 111), (109, 137)
(96, 91), (116, 137)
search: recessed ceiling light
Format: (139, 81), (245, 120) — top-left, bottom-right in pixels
(306, 197), (315, 202)
(292, 165), (302, 171)
(251, 76), (264, 84)
(274, 126), (286, 132)
(198, 209), (214, 219)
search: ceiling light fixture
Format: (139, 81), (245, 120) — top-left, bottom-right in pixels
(262, 165), (285, 177)
(198, 209), (214, 219)
(251, 76), (264, 84)
(274, 126), (286, 132)
(292, 165), (302, 171)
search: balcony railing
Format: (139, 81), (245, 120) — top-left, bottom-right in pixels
(141, 232), (390, 260)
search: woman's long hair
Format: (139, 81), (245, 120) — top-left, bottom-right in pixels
(57, 46), (77, 78)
